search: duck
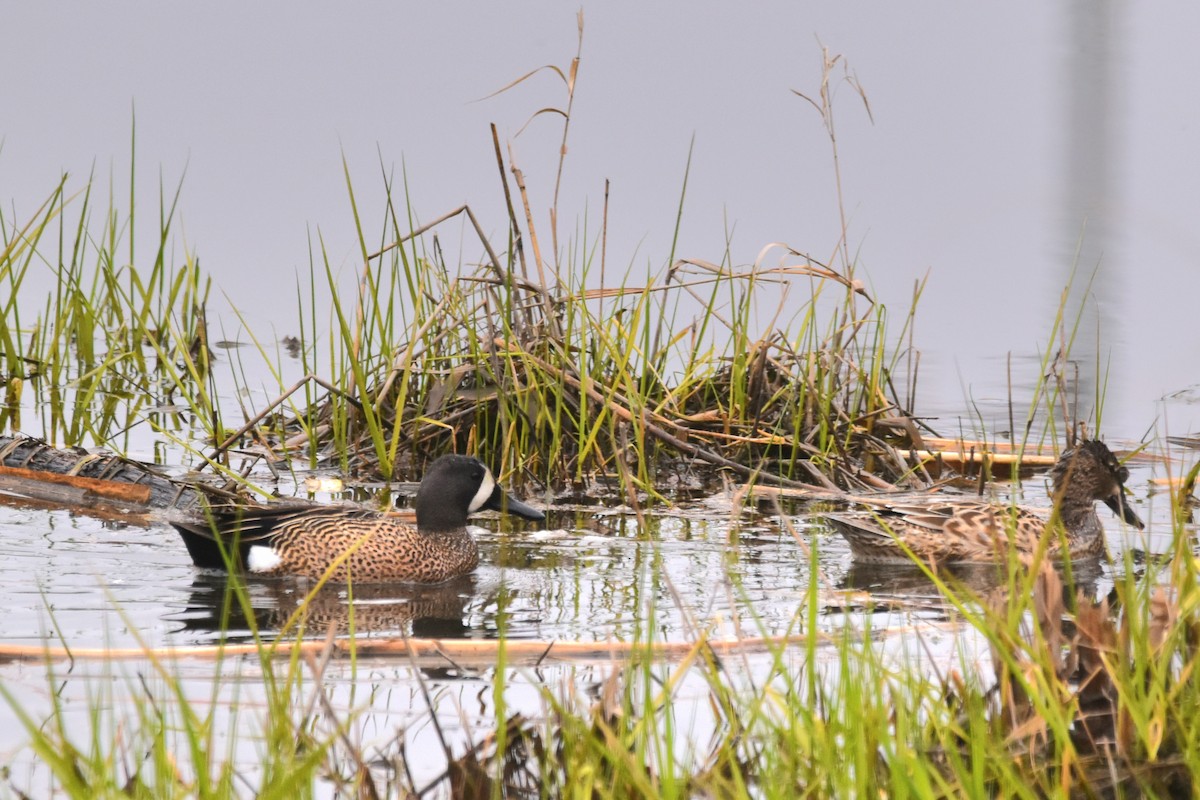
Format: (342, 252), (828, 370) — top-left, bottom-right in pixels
(826, 438), (1143, 564)
(170, 454), (545, 583)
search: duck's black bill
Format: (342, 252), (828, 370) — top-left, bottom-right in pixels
(1104, 493), (1144, 530)
(484, 486), (545, 521)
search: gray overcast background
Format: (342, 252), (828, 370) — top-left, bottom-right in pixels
(2, 3), (1197, 436)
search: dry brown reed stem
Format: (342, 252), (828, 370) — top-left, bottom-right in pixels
(507, 145), (560, 337)
(843, 457), (903, 491)
(283, 424), (329, 453)
(898, 450), (1058, 468)
(372, 284), (461, 409)
(682, 430), (823, 450)
(492, 337), (817, 489)
(490, 124), (527, 281)
(743, 484), (875, 503)
(894, 436), (1148, 472)
(0, 633), (826, 665)
(548, 12), (583, 259)
(791, 48), (873, 278)
(365, 204), (507, 288)
(490, 123), (547, 344)
(920, 437), (1056, 456)
(203, 373), (361, 466)
(652, 255), (871, 330)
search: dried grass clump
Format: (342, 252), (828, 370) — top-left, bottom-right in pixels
(276, 243), (924, 498)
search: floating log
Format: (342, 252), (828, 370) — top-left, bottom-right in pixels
(0, 463), (152, 505)
(898, 448), (1058, 468)
(0, 435), (227, 515)
(0, 619), (958, 666)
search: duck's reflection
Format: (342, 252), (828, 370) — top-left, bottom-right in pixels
(840, 558), (1106, 603)
(173, 573), (478, 642)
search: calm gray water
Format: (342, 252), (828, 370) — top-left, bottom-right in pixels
(0, 449), (1179, 795)
(0, 449), (1176, 652)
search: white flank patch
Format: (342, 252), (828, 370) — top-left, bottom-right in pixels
(247, 545), (283, 573)
(468, 468), (496, 512)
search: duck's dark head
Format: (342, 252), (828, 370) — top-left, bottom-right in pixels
(1050, 439), (1143, 529)
(415, 454), (544, 532)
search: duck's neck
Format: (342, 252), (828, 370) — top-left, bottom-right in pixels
(1053, 489), (1100, 532)
(416, 507), (469, 534)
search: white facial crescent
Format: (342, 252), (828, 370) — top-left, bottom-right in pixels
(468, 468), (496, 513)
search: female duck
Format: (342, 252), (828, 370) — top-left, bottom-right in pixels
(827, 439), (1143, 564)
(171, 454), (544, 583)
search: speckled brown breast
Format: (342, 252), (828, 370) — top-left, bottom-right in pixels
(264, 511), (479, 583)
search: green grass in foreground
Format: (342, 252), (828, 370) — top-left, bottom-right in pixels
(2, 505), (1198, 798)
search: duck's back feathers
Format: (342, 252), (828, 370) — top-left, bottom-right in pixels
(172, 503), (480, 583)
(827, 501), (1063, 564)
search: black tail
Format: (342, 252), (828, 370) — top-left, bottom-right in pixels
(171, 519), (248, 570)
(170, 501), (317, 571)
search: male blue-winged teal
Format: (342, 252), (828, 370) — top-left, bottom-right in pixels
(171, 454), (545, 583)
(826, 439), (1143, 564)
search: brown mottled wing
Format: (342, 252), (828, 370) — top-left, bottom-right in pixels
(829, 501), (1051, 564)
(912, 504), (1052, 560)
(270, 512), (478, 583)
(824, 508), (953, 563)
(183, 501), (355, 544)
